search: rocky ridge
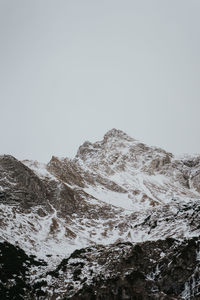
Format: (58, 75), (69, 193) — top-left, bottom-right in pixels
(0, 129), (200, 299)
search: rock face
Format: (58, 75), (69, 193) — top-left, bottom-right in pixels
(0, 129), (200, 299)
(0, 155), (47, 208)
(68, 238), (200, 300)
(1, 238), (199, 299)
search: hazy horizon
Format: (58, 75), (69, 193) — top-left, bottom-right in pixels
(1, 0), (200, 162)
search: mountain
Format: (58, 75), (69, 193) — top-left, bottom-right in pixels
(0, 129), (200, 299)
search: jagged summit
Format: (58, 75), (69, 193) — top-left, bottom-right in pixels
(103, 128), (134, 142)
(75, 128), (143, 164)
(75, 129), (172, 178)
(75, 128), (171, 162)
(75, 128), (134, 160)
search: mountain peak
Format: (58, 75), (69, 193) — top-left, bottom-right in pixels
(103, 128), (134, 142)
(75, 129), (135, 162)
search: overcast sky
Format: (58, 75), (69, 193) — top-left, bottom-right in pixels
(0, 0), (200, 162)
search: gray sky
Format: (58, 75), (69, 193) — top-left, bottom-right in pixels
(0, 0), (200, 162)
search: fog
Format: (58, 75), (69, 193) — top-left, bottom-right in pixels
(1, 0), (200, 162)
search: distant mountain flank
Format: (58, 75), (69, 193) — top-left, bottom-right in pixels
(0, 129), (200, 299)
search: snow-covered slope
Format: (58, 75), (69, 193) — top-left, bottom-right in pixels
(0, 129), (200, 299)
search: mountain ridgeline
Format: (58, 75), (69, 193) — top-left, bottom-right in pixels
(0, 129), (200, 299)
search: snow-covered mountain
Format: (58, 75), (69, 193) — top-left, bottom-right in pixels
(0, 129), (200, 299)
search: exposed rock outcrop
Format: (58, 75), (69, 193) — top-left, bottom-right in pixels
(0, 155), (47, 208)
